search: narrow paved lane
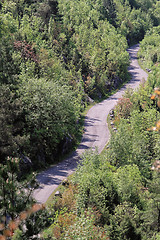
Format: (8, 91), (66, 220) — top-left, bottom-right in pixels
(33, 44), (148, 203)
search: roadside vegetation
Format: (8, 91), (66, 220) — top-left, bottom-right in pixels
(0, 0), (158, 170)
(39, 84), (160, 239)
(1, 0), (160, 239)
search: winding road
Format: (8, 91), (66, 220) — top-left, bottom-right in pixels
(33, 44), (148, 203)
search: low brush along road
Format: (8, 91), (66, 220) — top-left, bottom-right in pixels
(33, 44), (148, 203)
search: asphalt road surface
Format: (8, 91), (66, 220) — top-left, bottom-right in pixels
(33, 44), (148, 203)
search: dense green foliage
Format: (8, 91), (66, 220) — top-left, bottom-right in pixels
(0, 0), (159, 168)
(61, 37), (160, 239)
(1, 0), (160, 239)
(62, 80), (160, 239)
(138, 25), (160, 94)
(41, 33), (160, 238)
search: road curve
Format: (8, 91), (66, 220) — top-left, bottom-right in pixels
(33, 44), (148, 203)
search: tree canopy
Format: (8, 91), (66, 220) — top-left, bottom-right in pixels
(1, 0), (160, 238)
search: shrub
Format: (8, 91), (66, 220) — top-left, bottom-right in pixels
(114, 97), (133, 119)
(64, 212), (109, 240)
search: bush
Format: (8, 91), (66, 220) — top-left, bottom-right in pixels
(107, 202), (142, 240)
(74, 151), (119, 222)
(114, 97), (133, 119)
(64, 212), (109, 240)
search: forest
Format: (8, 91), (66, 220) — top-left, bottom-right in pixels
(0, 0), (160, 239)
